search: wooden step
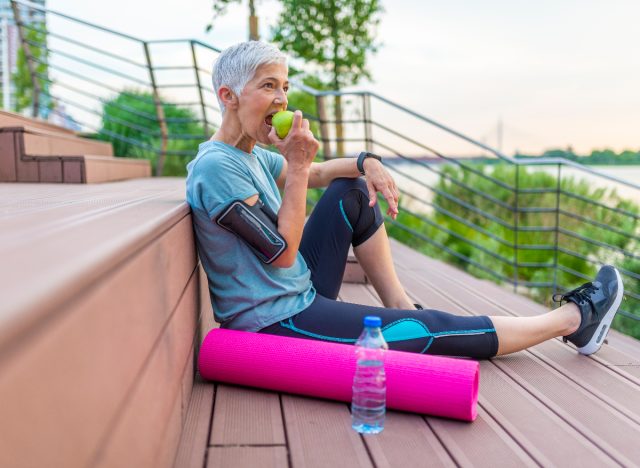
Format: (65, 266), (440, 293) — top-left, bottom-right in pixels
(0, 127), (151, 183)
(0, 179), (204, 468)
(36, 154), (151, 183)
(2, 125), (113, 157)
(0, 109), (76, 135)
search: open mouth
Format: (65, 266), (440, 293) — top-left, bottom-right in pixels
(264, 113), (275, 127)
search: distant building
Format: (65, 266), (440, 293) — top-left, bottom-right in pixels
(0, 0), (47, 115)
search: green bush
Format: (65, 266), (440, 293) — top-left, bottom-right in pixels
(96, 90), (206, 176)
(387, 162), (640, 338)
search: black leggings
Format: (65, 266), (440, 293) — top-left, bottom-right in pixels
(259, 177), (499, 359)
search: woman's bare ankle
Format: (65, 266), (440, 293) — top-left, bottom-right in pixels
(558, 302), (581, 336)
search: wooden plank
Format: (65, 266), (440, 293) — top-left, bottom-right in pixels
(0, 213), (196, 468)
(38, 158), (63, 182)
(181, 347), (196, 426)
(153, 378), (186, 468)
(491, 354), (640, 465)
(340, 277), (625, 467)
(391, 266), (639, 466)
(396, 264), (640, 422)
(198, 264), (217, 355)
(363, 411), (457, 468)
(206, 447), (288, 468)
(427, 406), (538, 468)
(477, 361), (616, 467)
(63, 159), (84, 183)
(23, 129), (113, 157)
(210, 384), (286, 446)
(339, 284), (540, 467)
(0, 131), (17, 181)
(0, 109), (75, 134)
(93, 267), (199, 468)
(0, 180), (190, 347)
(173, 376), (215, 468)
(282, 395), (372, 468)
(83, 155), (151, 183)
(343, 257), (368, 284)
(616, 365), (640, 378)
(12, 131), (39, 182)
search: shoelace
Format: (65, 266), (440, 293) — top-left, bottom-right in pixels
(553, 281), (601, 313)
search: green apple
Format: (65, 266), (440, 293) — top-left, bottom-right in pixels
(272, 110), (294, 139)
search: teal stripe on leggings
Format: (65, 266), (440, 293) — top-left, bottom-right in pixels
(339, 199), (353, 232)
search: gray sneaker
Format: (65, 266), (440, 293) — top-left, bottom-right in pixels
(553, 265), (624, 355)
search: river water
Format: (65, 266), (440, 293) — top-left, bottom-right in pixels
(386, 161), (640, 214)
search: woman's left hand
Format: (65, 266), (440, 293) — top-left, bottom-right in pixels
(363, 158), (400, 220)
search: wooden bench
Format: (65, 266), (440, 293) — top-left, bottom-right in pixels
(0, 178), (206, 468)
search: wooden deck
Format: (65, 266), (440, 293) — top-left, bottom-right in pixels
(176, 242), (640, 468)
(1, 177), (639, 468)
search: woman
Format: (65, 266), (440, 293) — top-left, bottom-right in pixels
(186, 41), (622, 359)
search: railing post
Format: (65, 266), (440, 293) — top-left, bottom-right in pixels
(513, 165), (520, 292)
(10, 0), (40, 118)
(190, 40), (210, 137)
(363, 93), (373, 152)
(335, 94), (344, 157)
(316, 94), (332, 160)
(142, 41), (168, 177)
(552, 163), (561, 298)
(2, 14), (10, 110)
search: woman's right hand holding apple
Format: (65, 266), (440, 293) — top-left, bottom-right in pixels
(268, 110), (319, 172)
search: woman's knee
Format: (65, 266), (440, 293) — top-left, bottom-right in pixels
(325, 177), (368, 197)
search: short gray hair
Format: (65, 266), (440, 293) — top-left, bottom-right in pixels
(212, 41), (287, 114)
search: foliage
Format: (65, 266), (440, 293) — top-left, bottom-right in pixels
(271, 0), (383, 155)
(12, 23), (52, 115)
(96, 90), (205, 176)
(386, 162), (640, 338)
(271, 0), (382, 89)
(207, 0), (260, 40)
(516, 148), (640, 165)
(286, 75), (329, 142)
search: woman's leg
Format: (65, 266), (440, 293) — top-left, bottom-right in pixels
(294, 178), (617, 358)
(353, 224), (415, 309)
(260, 294), (500, 359)
(490, 303), (580, 355)
(259, 295), (584, 359)
(299, 177), (385, 299)
(300, 177), (414, 308)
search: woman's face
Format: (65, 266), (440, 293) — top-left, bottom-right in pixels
(236, 61), (289, 145)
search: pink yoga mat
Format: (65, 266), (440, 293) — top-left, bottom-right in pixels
(198, 328), (479, 421)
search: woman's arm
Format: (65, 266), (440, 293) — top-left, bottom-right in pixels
(268, 111), (319, 268)
(276, 156), (400, 220)
(308, 159), (360, 188)
(277, 158), (361, 189)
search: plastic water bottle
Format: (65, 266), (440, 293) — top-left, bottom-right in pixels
(351, 315), (388, 434)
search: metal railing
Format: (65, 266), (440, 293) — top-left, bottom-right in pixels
(8, 0), (639, 334)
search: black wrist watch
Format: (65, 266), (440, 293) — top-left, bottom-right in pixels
(356, 151), (382, 176)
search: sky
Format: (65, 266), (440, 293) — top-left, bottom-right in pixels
(49, 0), (640, 156)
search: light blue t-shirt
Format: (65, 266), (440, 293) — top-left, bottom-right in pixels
(185, 140), (316, 331)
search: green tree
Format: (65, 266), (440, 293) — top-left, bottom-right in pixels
(12, 23), (51, 115)
(97, 90), (205, 176)
(207, 0), (261, 40)
(271, 0), (383, 156)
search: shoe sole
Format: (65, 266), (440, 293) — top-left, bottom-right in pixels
(577, 267), (624, 355)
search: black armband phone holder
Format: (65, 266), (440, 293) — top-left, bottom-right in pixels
(216, 199), (287, 264)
